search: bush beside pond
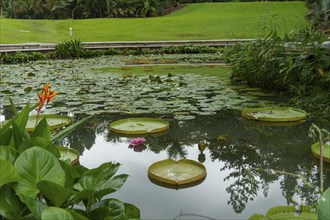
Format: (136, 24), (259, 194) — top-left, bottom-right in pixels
(223, 30), (330, 123)
(0, 40), (222, 64)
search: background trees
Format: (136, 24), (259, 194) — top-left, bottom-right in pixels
(305, 0), (330, 33)
(0, 0), (179, 19)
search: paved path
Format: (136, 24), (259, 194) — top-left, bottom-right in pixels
(0, 39), (253, 53)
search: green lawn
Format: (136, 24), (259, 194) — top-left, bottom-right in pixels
(0, 2), (308, 44)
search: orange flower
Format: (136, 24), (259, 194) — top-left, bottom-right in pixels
(37, 90), (46, 113)
(45, 84), (58, 104)
(37, 82), (58, 113)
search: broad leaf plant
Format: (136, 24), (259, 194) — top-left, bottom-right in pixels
(0, 83), (140, 220)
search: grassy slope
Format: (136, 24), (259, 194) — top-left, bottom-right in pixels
(0, 2), (308, 44)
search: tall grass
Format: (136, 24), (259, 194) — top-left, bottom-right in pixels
(0, 2), (308, 44)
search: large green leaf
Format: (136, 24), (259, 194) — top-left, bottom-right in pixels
(0, 127), (12, 146)
(242, 107), (308, 122)
(0, 159), (19, 187)
(148, 159), (207, 189)
(266, 205), (317, 219)
(18, 193), (48, 219)
(13, 146), (66, 198)
(41, 207), (74, 220)
(0, 145), (17, 164)
(90, 198), (125, 220)
(14, 104), (30, 131)
(37, 180), (75, 207)
(26, 114), (73, 132)
(59, 160), (80, 188)
(123, 202), (140, 220)
(67, 209), (89, 220)
(31, 117), (51, 140)
(311, 142), (330, 163)
(90, 199), (140, 220)
(18, 136), (60, 158)
(318, 187), (330, 220)
(249, 205), (317, 220)
(12, 120), (25, 150)
(58, 146), (79, 165)
(74, 162), (128, 200)
(109, 118), (169, 135)
(0, 185), (27, 219)
(7, 104), (31, 148)
(9, 97), (18, 116)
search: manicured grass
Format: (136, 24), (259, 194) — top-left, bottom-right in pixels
(0, 2), (308, 44)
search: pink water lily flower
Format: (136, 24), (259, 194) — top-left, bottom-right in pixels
(129, 137), (146, 146)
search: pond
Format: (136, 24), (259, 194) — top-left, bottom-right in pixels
(1, 55), (329, 219)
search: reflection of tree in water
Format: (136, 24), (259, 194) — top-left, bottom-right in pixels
(61, 114), (97, 154)
(210, 140), (278, 213)
(279, 160), (330, 206)
(208, 122), (330, 214)
(63, 111), (330, 214)
(167, 141), (188, 159)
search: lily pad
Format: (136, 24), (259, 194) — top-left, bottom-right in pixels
(58, 146), (79, 165)
(109, 118), (169, 135)
(242, 107), (308, 122)
(148, 159), (206, 189)
(311, 142), (330, 163)
(26, 114), (73, 132)
(249, 205), (317, 220)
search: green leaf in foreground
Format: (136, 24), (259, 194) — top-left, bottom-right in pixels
(37, 180), (75, 207)
(0, 186), (27, 219)
(41, 207), (74, 220)
(0, 159), (19, 187)
(14, 146), (66, 198)
(74, 162), (128, 200)
(318, 187), (330, 220)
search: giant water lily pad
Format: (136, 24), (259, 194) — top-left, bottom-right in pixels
(311, 142), (330, 163)
(26, 114), (73, 132)
(58, 146), (79, 165)
(148, 159), (206, 189)
(110, 118), (169, 135)
(242, 107), (308, 122)
(249, 205), (317, 220)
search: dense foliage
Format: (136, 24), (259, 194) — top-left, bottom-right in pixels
(223, 30), (330, 122)
(0, 0), (307, 19)
(180, 0), (303, 2)
(306, 0), (330, 33)
(0, 100), (140, 219)
(0, 0), (178, 19)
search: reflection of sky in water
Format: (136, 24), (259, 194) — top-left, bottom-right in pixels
(1, 55), (328, 219)
(80, 135), (286, 219)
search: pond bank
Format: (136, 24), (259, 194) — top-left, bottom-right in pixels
(0, 39), (253, 53)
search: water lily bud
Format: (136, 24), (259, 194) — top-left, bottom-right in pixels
(198, 140), (206, 152)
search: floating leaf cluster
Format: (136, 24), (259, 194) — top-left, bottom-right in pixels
(1, 55), (279, 119)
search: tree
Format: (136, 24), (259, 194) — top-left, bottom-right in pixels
(306, 0), (330, 33)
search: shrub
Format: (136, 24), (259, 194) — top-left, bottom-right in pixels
(0, 100), (140, 219)
(223, 29), (330, 121)
(53, 39), (86, 59)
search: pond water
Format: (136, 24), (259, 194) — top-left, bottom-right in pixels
(1, 55), (329, 219)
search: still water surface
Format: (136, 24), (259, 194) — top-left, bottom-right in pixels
(67, 111), (329, 219)
(1, 56), (329, 219)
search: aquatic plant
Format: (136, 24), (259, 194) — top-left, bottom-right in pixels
(0, 90), (140, 219)
(309, 124), (330, 193)
(223, 30), (330, 122)
(129, 137), (146, 146)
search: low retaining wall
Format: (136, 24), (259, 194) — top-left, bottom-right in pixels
(0, 39), (253, 53)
